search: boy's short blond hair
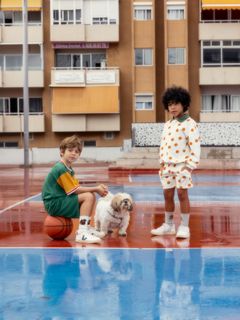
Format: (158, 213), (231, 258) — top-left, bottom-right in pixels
(59, 135), (83, 155)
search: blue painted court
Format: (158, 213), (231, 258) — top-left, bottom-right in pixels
(1, 248), (240, 320)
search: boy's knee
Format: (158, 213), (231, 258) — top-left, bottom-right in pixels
(86, 192), (96, 202)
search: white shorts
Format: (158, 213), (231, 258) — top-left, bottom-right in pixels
(159, 163), (193, 190)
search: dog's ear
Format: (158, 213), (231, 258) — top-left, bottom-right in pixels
(111, 194), (120, 211)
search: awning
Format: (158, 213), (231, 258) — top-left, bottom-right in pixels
(0, 0), (42, 11)
(52, 87), (119, 114)
(202, 0), (240, 10)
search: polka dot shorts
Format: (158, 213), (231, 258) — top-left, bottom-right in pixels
(159, 163), (193, 189)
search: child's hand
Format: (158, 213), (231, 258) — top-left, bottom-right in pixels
(97, 184), (108, 197)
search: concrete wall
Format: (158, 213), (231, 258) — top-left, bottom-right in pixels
(0, 147), (124, 165)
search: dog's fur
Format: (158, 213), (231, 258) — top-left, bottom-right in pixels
(95, 192), (133, 236)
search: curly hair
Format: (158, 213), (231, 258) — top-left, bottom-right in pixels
(162, 86), (191, 112)
(59, 135), (83, 155)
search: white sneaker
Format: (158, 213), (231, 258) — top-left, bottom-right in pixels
(176, 225), (190, 239)
(151, 223), (176, 236)
(89, 226), (105, 239)
(75, 229), (101, 244)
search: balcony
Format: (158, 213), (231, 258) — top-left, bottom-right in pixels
(199, 22), (240, 40)
(0, 24), (43, 44)
(200, 112), (240, 122)
(0, 114), (45, 132)
(200, 67), (240, 85)
(0, 69), (44, 87)
(51, 68), (119, 87)
(52, 114), (120, 132)
(50, 24), (119, 42)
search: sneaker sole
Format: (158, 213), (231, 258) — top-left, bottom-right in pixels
(176, 233), (190, 239)
(151, 231), (176, 236)
(75, 238), (101, 244)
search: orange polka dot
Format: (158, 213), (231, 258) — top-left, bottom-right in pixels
(191, 128), (194, 132)
(183, 149), (186, 152)
(174, 143), (178, 146)
(176, 150), (179, 153)
(195, 139), (199, 142)
(178, 137), (182, 140)
(188, 184), (191, 187)
(176, 129), (179, 132)
(171, 138), (174, 141)
(189, 142), (193, 145)
(167, 181), (171, 184)
(191, 152), (195, 156)
(169, 157), (173, 160)
(185, 156), (189, 159)
(182, 128), (186, 131)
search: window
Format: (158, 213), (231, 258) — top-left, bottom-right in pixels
(135, 95), (153, 110)
(92, 17), (108, 24)
(202, 40), (240, 66)
(29, 54), (42, 70)
(53, 9), (81, 25)
(5, 55), (22, 70)
(135, 49), (152, 66)
(202, 95), (240, 112)
(0, 141), (18, 148)
(61, 10), (74, 24)
(103, 132), (115, 140)
(167, 5), (185, 20)
(201, 9), (240, 22)
(0, 97), (42, 114)
(28, 11), (41, 24)
(168, 48), (185, 64)
(56, 52), (106, 69)
(83, 141), (96, 147)
(0, 98), (9, 113)
(134, 5), (152, 20)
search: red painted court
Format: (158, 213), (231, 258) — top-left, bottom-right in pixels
(0, 164), (239, 249)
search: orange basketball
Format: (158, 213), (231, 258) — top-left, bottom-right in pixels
(44, 216), (73, 240)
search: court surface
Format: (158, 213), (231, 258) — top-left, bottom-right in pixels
(0, 164), (240, 319)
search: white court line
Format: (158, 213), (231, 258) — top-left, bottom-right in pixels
(0, 192), (41, 215)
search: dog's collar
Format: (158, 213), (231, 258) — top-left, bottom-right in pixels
(108, 210), (123, 222)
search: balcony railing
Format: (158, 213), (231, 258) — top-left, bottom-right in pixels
(200, 20), (240, 23)
(51, 67), (119, 86)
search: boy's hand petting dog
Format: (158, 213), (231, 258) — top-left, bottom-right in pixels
(97, 184), (108, 197)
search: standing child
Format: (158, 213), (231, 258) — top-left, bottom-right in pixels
(42, 135), (108, 244)
(151, 86), (201, 239)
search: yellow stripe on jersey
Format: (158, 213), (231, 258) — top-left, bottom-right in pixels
(57, 172), (79, 195)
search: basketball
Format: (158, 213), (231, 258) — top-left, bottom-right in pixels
(43, 215), (73, 240)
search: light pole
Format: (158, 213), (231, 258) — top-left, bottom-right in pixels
(23, 0), (29, 167)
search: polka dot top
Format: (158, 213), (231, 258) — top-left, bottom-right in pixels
(159, 116), (201, 169)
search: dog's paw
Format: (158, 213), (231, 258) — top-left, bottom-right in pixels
(118, 230), (127, 236)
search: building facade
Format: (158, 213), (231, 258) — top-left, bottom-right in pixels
(0, 0), (239, 151)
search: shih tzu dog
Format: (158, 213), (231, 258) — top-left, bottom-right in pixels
(95, 192), (133, 236)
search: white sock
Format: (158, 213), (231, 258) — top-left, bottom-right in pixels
(79, 216), (90, 230)
(180, 213), (190, 227)
(165, 212), (174, 226)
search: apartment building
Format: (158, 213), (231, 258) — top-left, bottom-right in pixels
(0, 0), (239, 152)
